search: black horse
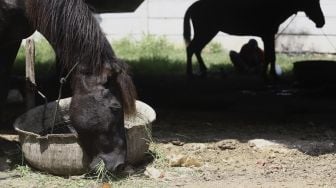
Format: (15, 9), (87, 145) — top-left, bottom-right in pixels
(184, 0), (325, 79)
(0, 0), (137, 172)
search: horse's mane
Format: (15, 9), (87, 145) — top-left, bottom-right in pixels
(25, 0), (136, 114)
(26, 0), (108, 72)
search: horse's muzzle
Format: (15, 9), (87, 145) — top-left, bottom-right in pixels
(316, 22), (325, 28)
(315, 18), (325, 28)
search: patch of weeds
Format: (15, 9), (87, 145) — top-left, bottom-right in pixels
(112, 36), (138, 59)
(13, 35), (336, 79)
(87, 160), (118, 183)
(144, 125), (168, 169)
(148, 143), (168, 169)
(113, 34), (176, 60)
(127, 57), (185, 76)
(137, 35), (175, 59)
(14, 39), (56, 77)
(207, 42), (224, 54)
(15, 165), (32, 177)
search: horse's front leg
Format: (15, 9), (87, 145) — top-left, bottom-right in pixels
(262, 35), (277, 81)
(186, 44), (194, 77)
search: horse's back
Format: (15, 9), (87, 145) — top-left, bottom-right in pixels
(189, 0), (289, 36)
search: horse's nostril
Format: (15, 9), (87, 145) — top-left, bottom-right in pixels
(115, 163), (126, 172)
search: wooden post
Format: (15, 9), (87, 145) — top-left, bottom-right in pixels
(25, 38), (36, 110)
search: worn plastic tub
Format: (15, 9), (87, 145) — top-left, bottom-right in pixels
(14, 98), (156, 175)
(293, 60), (336, 86)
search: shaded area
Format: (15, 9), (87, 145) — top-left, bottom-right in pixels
(152, 108), (336, 156)
(1, 68), (336, 187)
(5, 59), (336, 131)
(135, 72), (336, 110)
(4, 42), (336, 159)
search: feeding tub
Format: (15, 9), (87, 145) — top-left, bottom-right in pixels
(293, 60), (336, 86)
(14, 98), (156, 175)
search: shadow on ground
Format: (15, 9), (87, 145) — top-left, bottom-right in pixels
(2, 71), (336, 157)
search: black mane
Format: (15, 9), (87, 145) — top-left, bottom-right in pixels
(25, 0), (136, 114)
(26, 0), (113, 74)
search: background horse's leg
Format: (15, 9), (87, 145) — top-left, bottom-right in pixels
(0, 41), (22, 123)
(188, 30), (217, 77)
(262, 35), (276, 80)
(186, 44), (194, 76)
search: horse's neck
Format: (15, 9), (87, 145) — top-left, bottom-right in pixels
(0, 0), (34, 42)
(274, 3), (300, 27)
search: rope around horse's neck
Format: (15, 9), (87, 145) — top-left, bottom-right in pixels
(50, 61), (80, 134)
(275, 14), (297, 40)
(320, 29), (336, 53)
(276, 14), (336, 54)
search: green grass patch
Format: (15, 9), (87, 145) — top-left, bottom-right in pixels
(14, 39), (56, 77)
(14, 35), (335, 77)
(111, 35), (236, 76)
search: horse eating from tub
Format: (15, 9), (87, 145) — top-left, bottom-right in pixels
(0, 0), (137, 172)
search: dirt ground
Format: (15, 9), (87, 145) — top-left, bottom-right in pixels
(149, 109), (336, 188)
(1, 73), (336, 187)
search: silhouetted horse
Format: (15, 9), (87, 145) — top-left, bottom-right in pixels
(0, 0), (137, 172)
(184, 0), (325, 79)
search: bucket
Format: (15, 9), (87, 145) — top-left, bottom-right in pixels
(14, 98), (156, 175)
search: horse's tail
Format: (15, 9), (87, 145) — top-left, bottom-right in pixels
(114, 61), (137, 115)
(183, 4), (193, 46)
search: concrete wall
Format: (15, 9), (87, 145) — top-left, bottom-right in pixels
(98, 0), (336, 53)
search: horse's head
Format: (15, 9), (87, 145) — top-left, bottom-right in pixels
(300, 0), (325, 28)
(71, 73), (128, 173)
